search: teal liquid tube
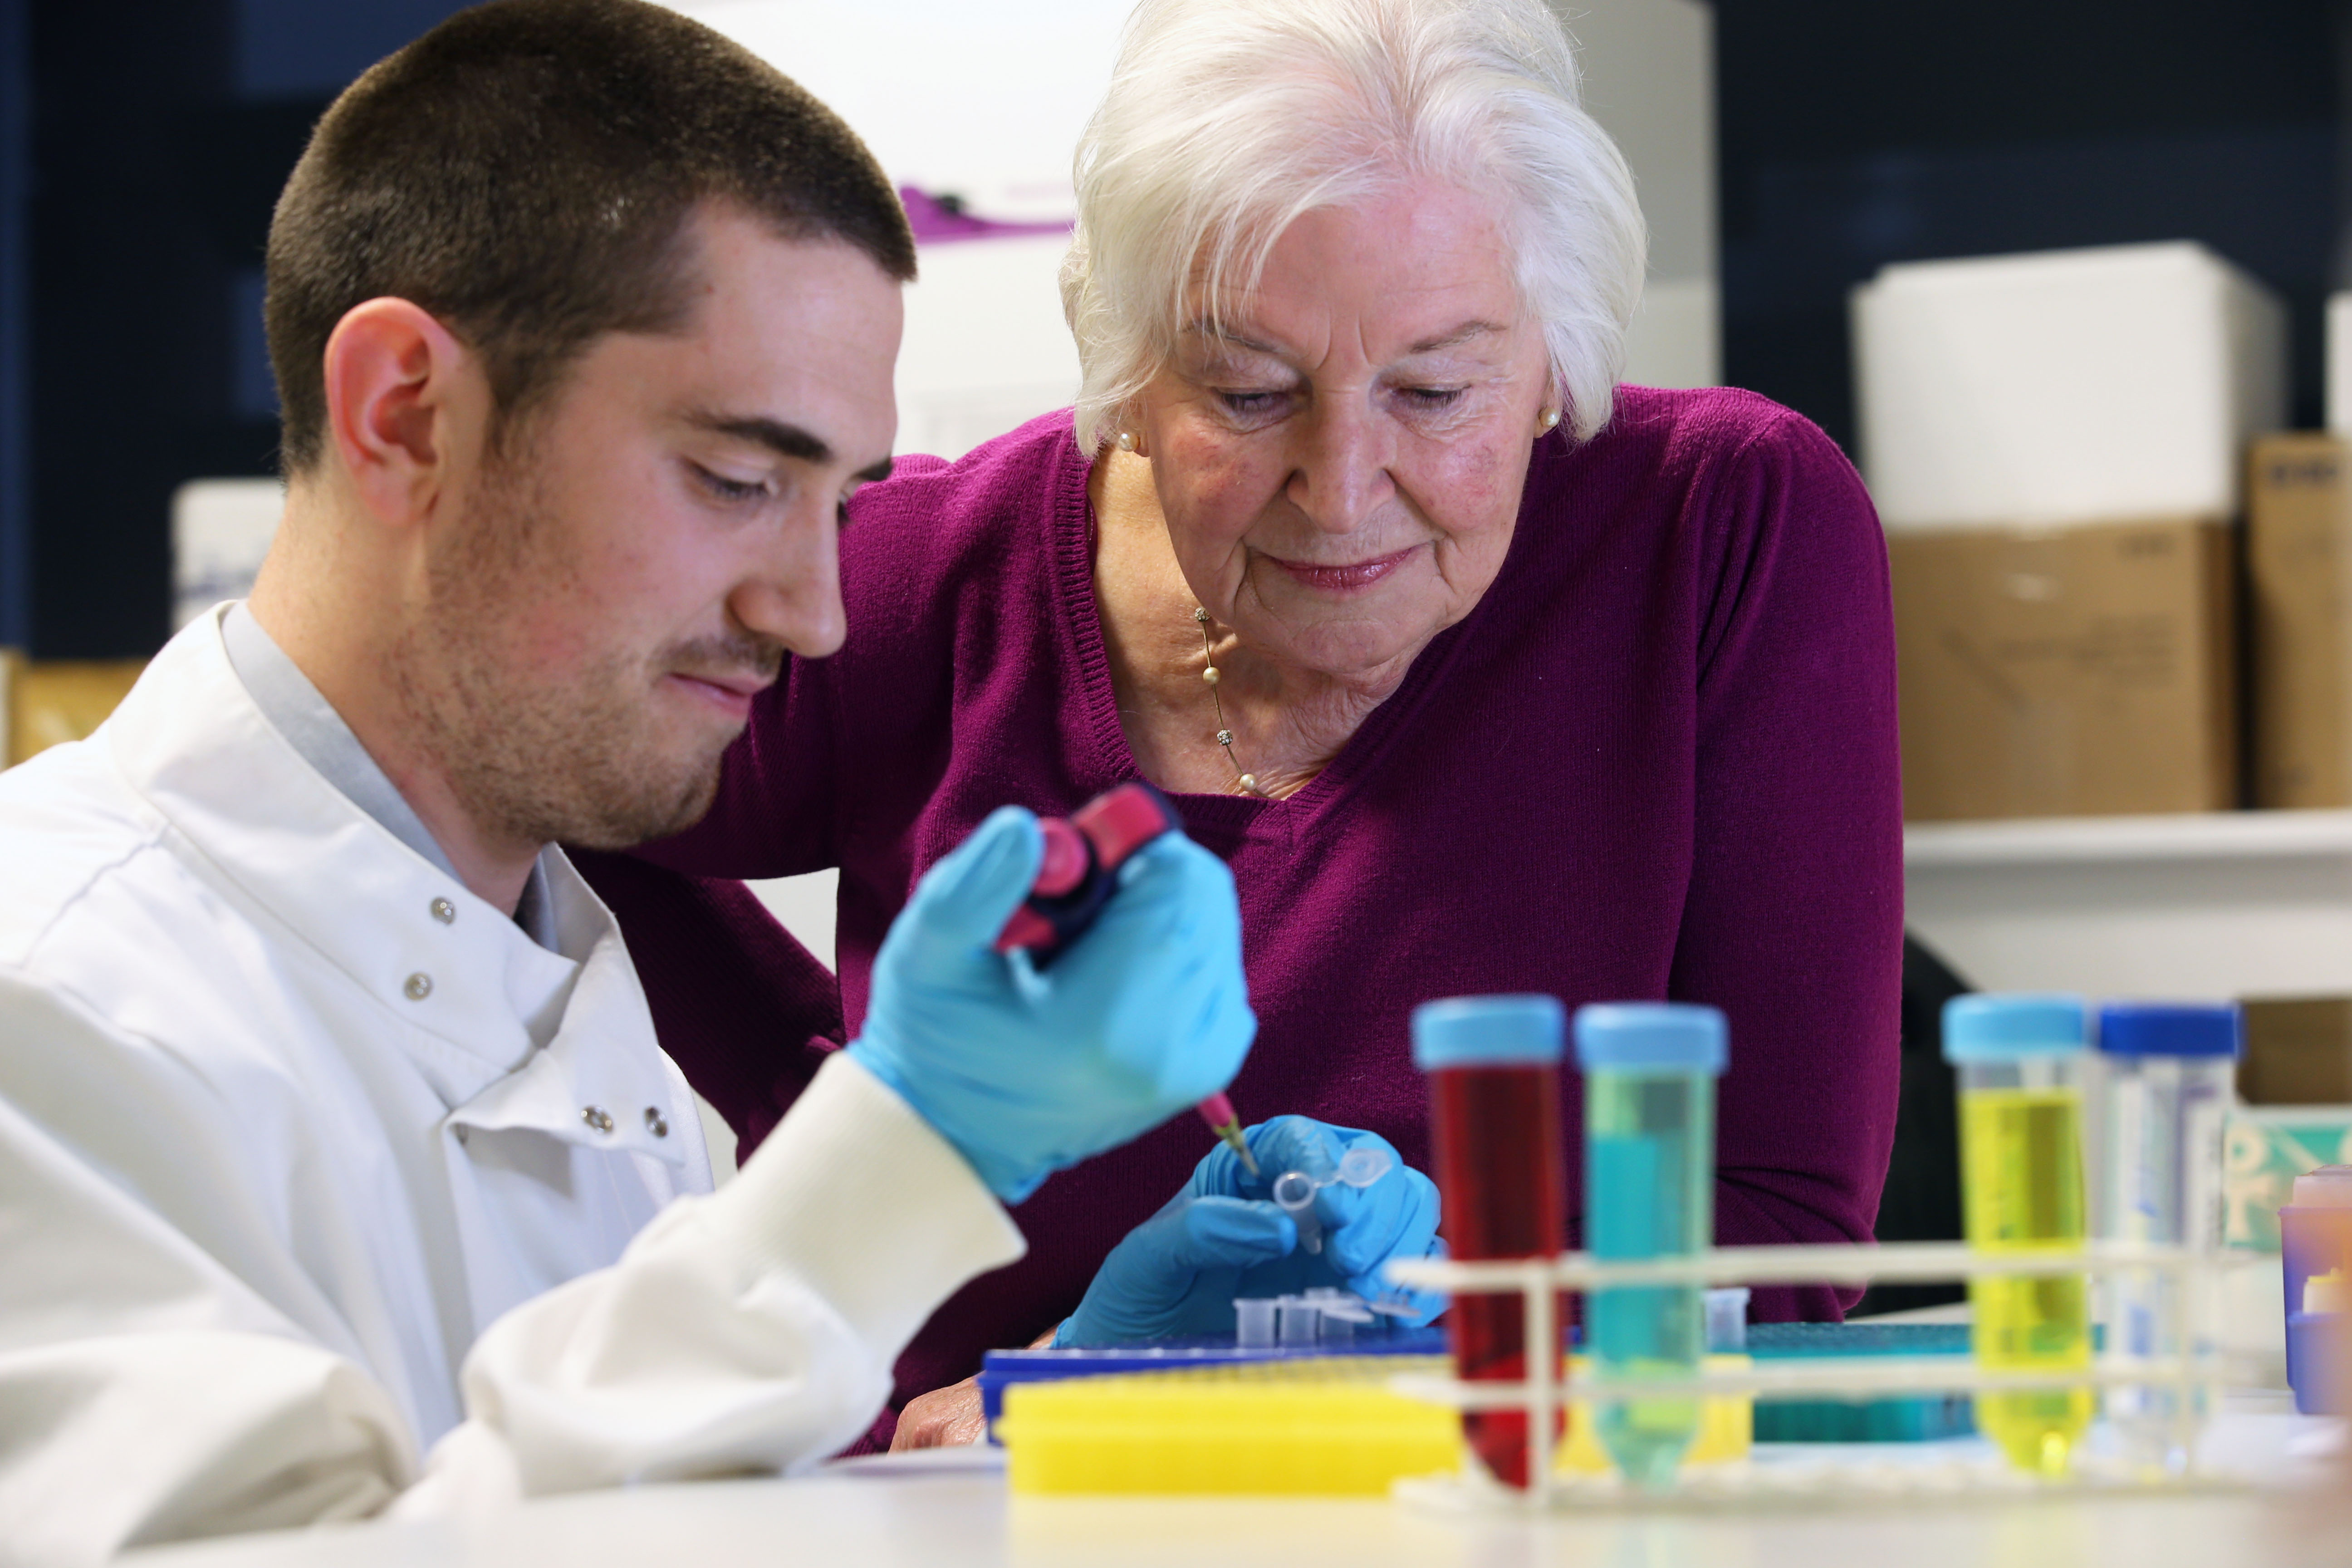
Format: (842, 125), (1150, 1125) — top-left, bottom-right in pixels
(2096, 1002), (2239, 1474)
(1574, 1002), (1727, 1489)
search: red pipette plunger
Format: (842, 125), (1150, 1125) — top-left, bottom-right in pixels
(992, 782), (1259, 1177)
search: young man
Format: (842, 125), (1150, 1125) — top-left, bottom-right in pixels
(0, 3), (1270, 1557)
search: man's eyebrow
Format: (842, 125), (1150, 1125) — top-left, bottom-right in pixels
(1406, 320), (1506, 354)
(853, 455), (894, 484)
(685, 412), (834, 466)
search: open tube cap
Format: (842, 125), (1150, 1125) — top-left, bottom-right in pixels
(2095, 1001), (2243, 1058)
(1411, 995), (1564, 1069)
(1941, 993), (2086, 1063)
(1573, 1002), (1728, 1075)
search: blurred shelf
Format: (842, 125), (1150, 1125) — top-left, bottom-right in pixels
(1906, 810), (2352, 869)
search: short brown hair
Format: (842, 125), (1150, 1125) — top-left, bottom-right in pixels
(265, 0), (916, 473)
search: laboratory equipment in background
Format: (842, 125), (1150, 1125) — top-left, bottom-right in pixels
(991, 779), (1256, 1174)
(0, 653), (145, 769)
(1857, 243), (2283, 824)
(1943, 993), (2095, 1477)
(1574, 1002), (1726, 1489)
(171, 479), (282, 632)
(1855, 243), (2283, 533)
(2246, 435), (2352, 810)
(2283, 1164), (2352, 1415)
(2096, 1002), (2241, 1472)
(1411, 995), (1568, 1491)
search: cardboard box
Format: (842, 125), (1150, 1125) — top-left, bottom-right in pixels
(1891, 517), (2236, 821)
(1854, 242), (2284, 530)
(2248, 435), (2352, 808)
(2, 656), (146, 768)
(2240, 997), (2352, 1106)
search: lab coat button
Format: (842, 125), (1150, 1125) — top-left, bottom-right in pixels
(430, 897), (456, 924)
(583, 1106), (614, 1134)
(403, 973), (433, 1001)
(644, 1106), (668, 1137)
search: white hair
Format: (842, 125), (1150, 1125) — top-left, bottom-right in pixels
(1060, 0), (1647, 452)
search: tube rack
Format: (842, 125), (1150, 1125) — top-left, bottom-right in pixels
(1382, 1240), (2262, 1509)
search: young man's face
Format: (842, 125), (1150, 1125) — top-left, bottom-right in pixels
(409, 203), (902, 850)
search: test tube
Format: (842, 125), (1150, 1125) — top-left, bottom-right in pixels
(1943, 994), (2093, 1478)
(2095, 1002), (2240, 1473)
(1575, 1003), (1726, 1489)
(1411, 995), (1568, 1491)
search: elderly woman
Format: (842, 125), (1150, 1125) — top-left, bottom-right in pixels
(584, 0), (1900, 1449)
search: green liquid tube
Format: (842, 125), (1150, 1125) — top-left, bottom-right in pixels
(1576, 1003), (1726, 1490)
(1944, 994), (2093, 1479)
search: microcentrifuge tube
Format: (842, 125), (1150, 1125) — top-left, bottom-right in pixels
(1271, 1143), (1394, 1255)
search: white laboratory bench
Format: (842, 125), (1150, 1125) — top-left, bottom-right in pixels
(126, 1409), (2349, 1568)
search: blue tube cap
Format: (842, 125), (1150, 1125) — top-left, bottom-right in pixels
(1411, 995), (1564, 1069)
(1941, 994), (2087, 1063)
(2096, 1002), (2243, 1059)
(1573, 1003), (1728, 1075)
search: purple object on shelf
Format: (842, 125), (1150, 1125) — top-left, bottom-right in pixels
(2281, 1165), (2352, 1415)
(899, 186), (1073, 245)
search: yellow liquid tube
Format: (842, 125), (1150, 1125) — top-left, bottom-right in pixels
(1945, 995), (2093, 1479)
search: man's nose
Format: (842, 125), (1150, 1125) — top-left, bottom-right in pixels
(728, 495), (846, 659)
(1284, 396), (1394, 533)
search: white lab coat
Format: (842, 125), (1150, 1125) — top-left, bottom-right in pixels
(0, 612), (1025, 1566)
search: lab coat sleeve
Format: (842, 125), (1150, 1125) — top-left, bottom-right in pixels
(0, 999), (419, 1568)
(418, 1051), (1025, 1499)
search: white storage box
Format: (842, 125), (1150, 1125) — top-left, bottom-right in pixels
(172, 479), (283, 630)
(1852, 242), (2285, 530)
(2329, 290), (2352, 436)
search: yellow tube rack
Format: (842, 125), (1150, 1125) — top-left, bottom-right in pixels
(996, 1353), (1754, 1497)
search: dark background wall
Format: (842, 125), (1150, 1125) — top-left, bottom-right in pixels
(0, 0), (2344, 656)
(1716, 0), (2344, 453)
(0, 0), (470, 659)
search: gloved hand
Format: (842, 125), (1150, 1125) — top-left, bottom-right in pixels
(1056, 1116), (1447, 1346)
(848, 805), (1255, 1203)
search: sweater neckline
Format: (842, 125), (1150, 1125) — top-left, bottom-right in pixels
(1044, 423), (1494, 830)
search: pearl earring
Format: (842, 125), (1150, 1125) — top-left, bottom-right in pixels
(1539, 407), (1562, 432)
(1116, 429), (1137, 452)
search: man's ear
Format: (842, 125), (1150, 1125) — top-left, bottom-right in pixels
(320, 298), (483, 529)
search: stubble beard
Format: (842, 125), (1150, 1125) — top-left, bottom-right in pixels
(389, 444), (769, 855)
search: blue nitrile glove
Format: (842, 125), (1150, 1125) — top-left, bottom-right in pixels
(847, 806), (1255, 1204)
(1055, 1116), (1447, 1346)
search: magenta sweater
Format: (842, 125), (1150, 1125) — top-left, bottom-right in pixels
(581, 386), (1903, 1442)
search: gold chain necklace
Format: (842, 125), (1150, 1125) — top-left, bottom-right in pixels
(1193, 607), (1267, 797)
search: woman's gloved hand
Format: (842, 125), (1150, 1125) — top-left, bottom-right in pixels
(847, 806), (1255, 1204)
(1055, 1116), (1447, 1346)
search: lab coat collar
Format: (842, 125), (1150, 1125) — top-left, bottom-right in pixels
(104, 610), (685, 1166)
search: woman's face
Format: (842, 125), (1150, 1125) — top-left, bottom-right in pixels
(1134, 177), (1554, 681)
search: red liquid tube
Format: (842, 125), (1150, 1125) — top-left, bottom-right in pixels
(1411, 994), (1569, 1490)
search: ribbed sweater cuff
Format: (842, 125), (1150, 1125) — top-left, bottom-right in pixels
(704, 1053), (1026, 1357)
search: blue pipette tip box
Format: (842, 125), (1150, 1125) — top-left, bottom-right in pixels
(1747, 1322), (1977, 1443)
(975, 1329), (1452, 1431)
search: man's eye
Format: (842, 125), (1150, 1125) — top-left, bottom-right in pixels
(691, 462), (769, 504)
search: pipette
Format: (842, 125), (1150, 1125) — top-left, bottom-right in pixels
(992, 780), (1259, 1176)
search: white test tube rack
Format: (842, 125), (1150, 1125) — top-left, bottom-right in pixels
(1382, 1239), (2257, 1510)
